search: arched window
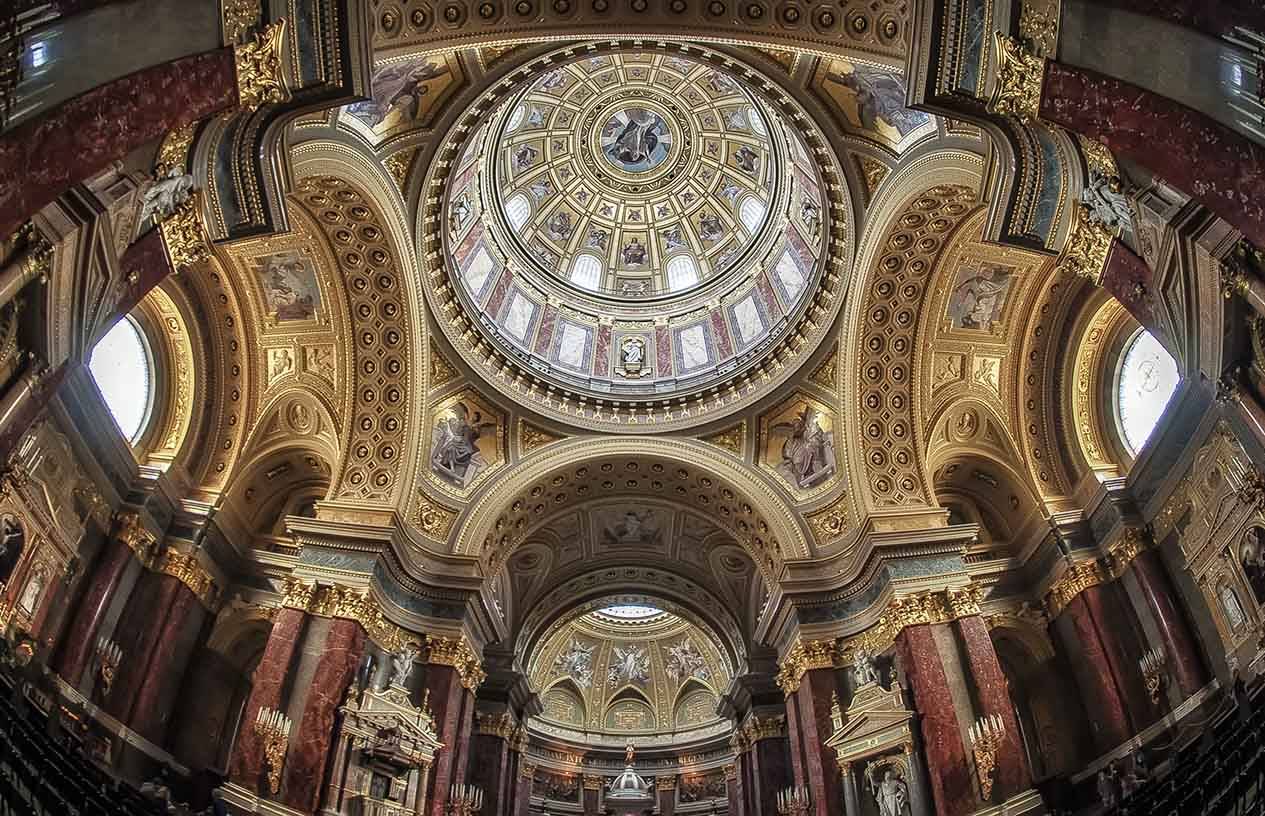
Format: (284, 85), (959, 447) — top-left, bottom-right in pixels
(666, 255), (699, 292)
(570, 254), (602, 290)
(505, 193), (531, 231)
(1115, 329), (1179, 455)
(88, 315), (154, 444)
(738, 196), (766, 233)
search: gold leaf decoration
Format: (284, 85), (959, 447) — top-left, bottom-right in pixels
(989, 34), (1045, 121)
(856, 156), (889, 199)
(155, 122), (197, 176)
(809, 348), (837, 390)
(159, 192), (211, 271)
(519, 420), (564, 454)
(429, 340), (459, 389)
(415, 493), (457, 540)
(806, 494), (851, 544)
(383, 149), (416, 194)
(221, 0), (262, 45)
(234, 19), (289, 111)
(701, 422), (745, 457)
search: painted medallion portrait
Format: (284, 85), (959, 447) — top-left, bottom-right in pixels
(255, 251), (322, 322)
(600, 108), (674, 173)
(814, 58), (932, 151)
(946, 262), (1014, 330)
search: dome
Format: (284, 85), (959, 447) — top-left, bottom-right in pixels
(607, 765), (653, 801)
(431, 45), (847, 430)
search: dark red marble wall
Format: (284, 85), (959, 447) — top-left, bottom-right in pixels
(282, 618), (365, 813)
(1040, 61), (1265, 250)
(105, 571), (183, 721)
(1103, 241), (1158, 334)
(956, 616), (1031, 799)
(108, 227), (175, 333)
(469, 733), (510, 816)
(0, 49), (236, 240)
(425, 665), (467, 816)
(54, 535), (132, 688)
(794, 669), (844, 816)
(727, 773), (743, 816)
(1081, 584), (1156, 730)
(1091, 0), (1265, 37)
(1132, 549), (1209, 695)
(127, 582), (205, 744)
(1054, 596), (1131, 752)
(229, 607), (307, 791)
(897, 624), (975, 816)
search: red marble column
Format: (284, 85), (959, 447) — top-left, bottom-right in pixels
(125, 581), (206, 744)
(897, 624), (974, 816)
(658, 780), (677, 815)
(282, 618), (365, 812)
(425, 665), (468, 816)
(1090, 0), (1265, 36)
(955, 616), (1031, 800)
(583, 778), (602, 813)
(726, 767), (743, 816)
(104, 571), (185, 721)
(229, 606), (307, 791)
(0, 49), (237, 240)
(740, 747), (758, 816)
(1081, 584), (1156, 729)
(1040, 61), (1265, 250)
(54, 535), (132, 688)
(1102, 242), (1158, 334)
(469, 730), (511, 816)
(511, 762), (533, 816)
(1054, 595), (1131, 752)
(452, 689), (477, 792)
(749, 732), (791, 816)
(1132, 549), (1209, 696)
(790, 669), (844, 816)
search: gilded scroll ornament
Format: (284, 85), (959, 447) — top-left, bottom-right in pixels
(1019, 1), (1059, 57)
(806, 494), (852, 544)
(414, 494), (457, 539)
(1077, 134), (1118, 181)
(1044, 559), (1106, 618)
(234, 19), (289, 111)
(158, 551), (220, 609)
(154, 123), (197, 177)
(518, 421), (565, 455)
(1059, 205), (1113, 284)
(989, 34), (1045, 122)
(700, 423), (745, 457)
(383, 149), (416, 193)
(159, 193), (211, 271)
(776, 637), (838, 694)
(425, 634), (486, 690)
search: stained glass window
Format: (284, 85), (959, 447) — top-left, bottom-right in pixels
(1116, 329), (1179, 454)
(88, 316), (153, 444)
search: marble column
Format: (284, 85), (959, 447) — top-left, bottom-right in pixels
(896, 624), (975, 816)
(0, 49), (237, 240)
(54, 535), (132, 689)
(725, 764), (743, 816)
(229, 606), (308, 791)
(1053, 595), (1131, 752)
(281, 618), (365, 813)
(124, 579), (206, 744)
(424, 664), (469, 816)
(749, 727), (791, 816)
(511, 761), (534, 816)
(1081, 584), (1156, 729)
(1132, 549), (1209, 696)
(840, 762), (861, 816)
(469, 716), (513, 816)
(452, 688), (477, 793)
(1040, 60), (1265, 249)
(955, 616), (1031, 800)
(790, 669), (844, 816)
(104, 571), (186, 722)
(583, 775), (603, 813)
(657, 777), (676, 816)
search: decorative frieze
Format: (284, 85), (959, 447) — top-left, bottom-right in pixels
(989, 34), (1045, 122)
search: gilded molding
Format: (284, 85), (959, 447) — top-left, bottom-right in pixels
(414, 493), (457, 540)
(158, 550), (220, 609)
(155, 123), (197, 177)
(1044, 559), (1107, 618)
(221, 0), (262, 45)
(1105, 527), (1148, 578)
(234, 19), (289, 111)
(700, 423), (745, 457)
(989, 34), (1046, 122)
(281, 579), (409, 652)
(806, 494), (852, 545)
(425, 634), (486, 690)
(477, 711), (515, 739)
(159, 193), (211, 271)
(1059, 204), (1113, 284)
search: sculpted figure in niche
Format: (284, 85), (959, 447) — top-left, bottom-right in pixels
(773, 405), (837, 490)
(138, 167), (194, 228)
(1081, 171), (1134, 233)
(1241, 526), (1265, 604)
(866, 764), (910, 816)
(390, 642), (420, 688)
(430, 402), (496, 488)
(853, 650), (881, 687)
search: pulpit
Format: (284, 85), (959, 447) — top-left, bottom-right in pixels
(824, 681), (929, 816)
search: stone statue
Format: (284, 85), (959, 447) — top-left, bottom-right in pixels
(853, 651), (881, 687)
(1081, 172), (1134, 233)
(139, 167), (195, 225)
(868, 766), (909, 816)
(390, 643), (420, 688)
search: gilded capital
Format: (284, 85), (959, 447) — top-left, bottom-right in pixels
(425, 634), (486, 690)
(115, 511), (158, 567)
(477, 711), (516, 740)
(281, 576), (317, 611)
(1106, 527), (1148, 578)
(1045, 559), (1106, 618)
(946, 583), (984, 618)
(158, 550), (220, 610)
(519, 761), (537, 779)
(656, 775), (678, 790)
(1060, 204), (1114, 284)
(234, 19), (289, 110)
(159, 193), (211, 271)
(989, 34), (1046, 122)
(584, 774), (606, 790)
(723, 763), (737, 780)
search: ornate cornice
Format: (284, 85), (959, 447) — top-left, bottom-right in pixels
(233, 19), (289, 111)
(477, 711), (516, 740)
(656, 776), (678, 790)
(1044, 559), (1107, 619)
(1105, 527), (1149, 579)
(426, 634), (486, 691)
(281, 578), (408, 652)
(989, 34), (1046, 122)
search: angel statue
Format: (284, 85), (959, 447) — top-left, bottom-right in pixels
(138, 166), (195, 227)
(390, 642), (420, 688)
(430, 402), (496, 487)
(866, 764), (910, 816)
(853, 650), (881, 687)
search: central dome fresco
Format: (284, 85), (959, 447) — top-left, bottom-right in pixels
(430, 45), (849, 429)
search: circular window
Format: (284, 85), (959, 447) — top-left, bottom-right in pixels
(1115, 329), (1179, 455)
(600, 603), (663, 620)
(88, 316), (154, 444)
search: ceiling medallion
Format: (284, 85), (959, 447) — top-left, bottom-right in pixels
(423, 42), (850, 432)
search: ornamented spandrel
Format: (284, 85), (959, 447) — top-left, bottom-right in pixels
(234, 19), (289, 110)
(383, 149), (416, 193)
(1060, 204), (1113, 284)
(857, 156), (889, 199)
(806, 494), (851, 545)
(700, 423), (745, 457)
(519, 420), (564, 455)
(414, 493), (457, 540)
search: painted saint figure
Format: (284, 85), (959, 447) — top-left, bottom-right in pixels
(774, 405), (837, 489)
(947, 264), (1012, 330)
(430, 402), (496, 487)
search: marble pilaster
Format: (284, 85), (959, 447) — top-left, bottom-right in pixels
(750, 728), (791, 816)
(281, 617), (366, 812)
(125, 579), (205, 744)
(469, 727), (512, 816)
(1053, 595), (1131, 752)
(54, 535), (132, 689)
(424, 664), (468, 816)
(104, 571), (185, 722)
(955, 615), (1031, 801)
(1080, 584), (1156, 729)
(791, 668), (844, 816)
(1132, 548), (1209, 696)
(229, 606), (308, 792)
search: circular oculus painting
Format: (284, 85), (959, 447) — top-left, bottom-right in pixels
(600, 107), (674, 173)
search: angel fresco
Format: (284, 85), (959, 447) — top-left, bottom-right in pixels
(430, 402), (497, 488)
(345, 58), (450, 134)
(946, 263), (1013, 330)
(772, 404), (837, 490)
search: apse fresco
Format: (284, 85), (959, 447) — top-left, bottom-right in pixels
(813, 57), (932, 152)
(256, 251), (322, 322)
(946, 261), (1014, 330)
(343, 53), (462, 140)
